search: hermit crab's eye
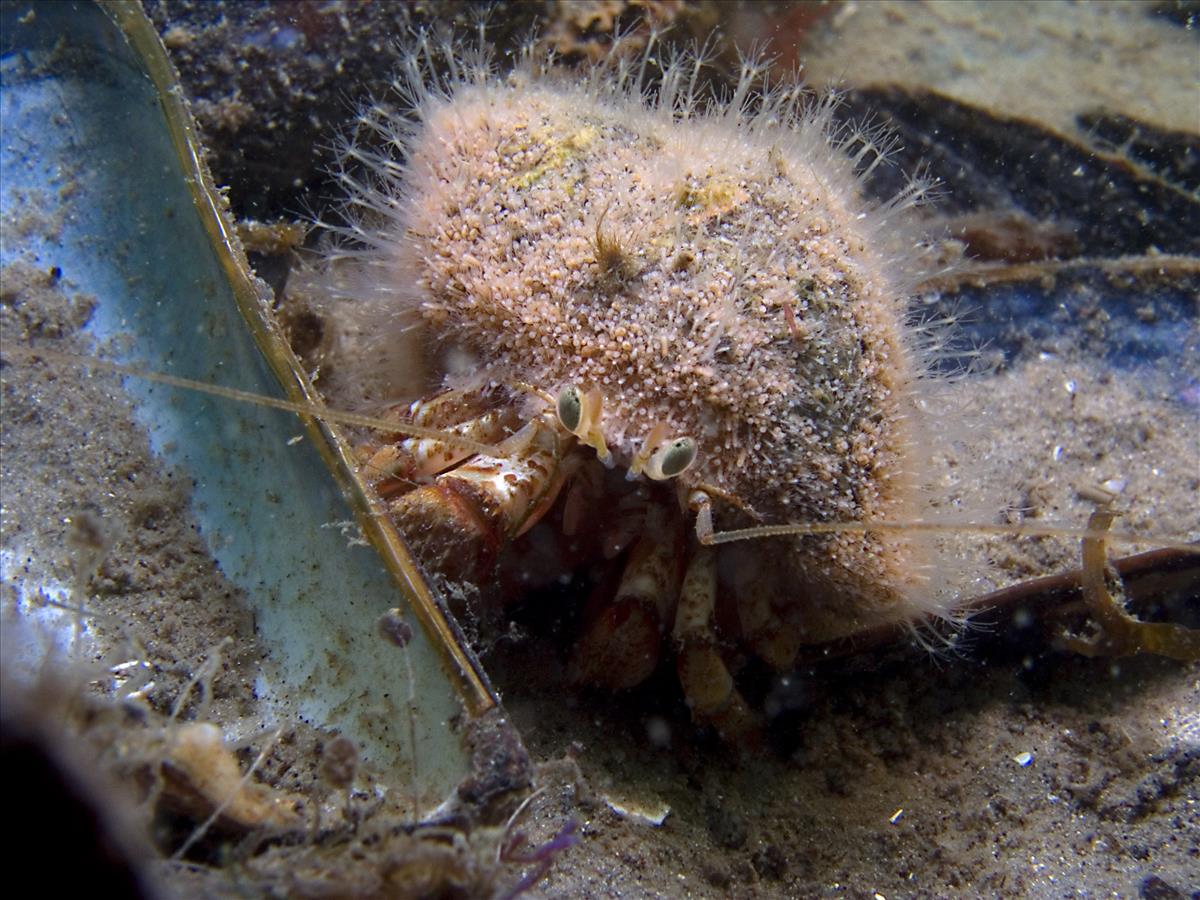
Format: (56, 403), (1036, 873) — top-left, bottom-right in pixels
(645, 437), (697, 480)
(556, 385), (584, 433)
(556, 385), (612, 465)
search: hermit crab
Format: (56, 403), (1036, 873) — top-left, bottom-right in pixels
(290, 34), (977, 741)
(287, 30), (1200, 743)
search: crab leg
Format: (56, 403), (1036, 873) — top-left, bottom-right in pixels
(673, 548), (760, 741)
(386, 413), (572, 588)
(731, 554), (806, 672)
(359, 389), (515, 486)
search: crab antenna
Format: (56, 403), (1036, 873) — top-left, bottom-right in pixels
(7, 345), (501, 458)
(687, 490), (1198, 552)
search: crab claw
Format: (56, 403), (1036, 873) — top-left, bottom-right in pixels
(569, 513), (684, 690)
(569, 597), (663, 690)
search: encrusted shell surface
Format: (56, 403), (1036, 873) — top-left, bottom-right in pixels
(329, 48), (951, 640)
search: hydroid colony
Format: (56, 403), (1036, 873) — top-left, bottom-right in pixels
(314, 32), (961, 732)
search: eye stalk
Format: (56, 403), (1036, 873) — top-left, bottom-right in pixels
(630, 422), (698, 481)
(645, 436), (697, 480)
(556, 385), (584, 433)
(555, 385), (611, 465)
